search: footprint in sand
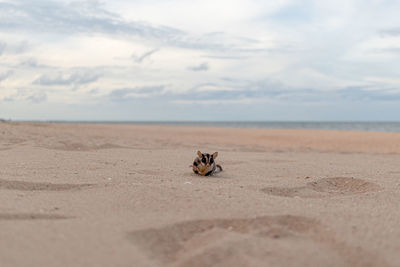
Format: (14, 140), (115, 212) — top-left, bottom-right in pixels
(0, 178), (94, 191)
(128, 215), (319, 266)
(262, 177), (382, 198)
(127, 215), (386, 267)
(0, 213), (71, 220)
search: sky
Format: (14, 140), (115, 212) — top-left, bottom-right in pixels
(0, 0), (400, 121)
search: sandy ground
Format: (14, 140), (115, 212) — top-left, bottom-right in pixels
(0, 122), (400, 267)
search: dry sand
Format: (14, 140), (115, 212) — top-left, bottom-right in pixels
(1, 122), (400, 267)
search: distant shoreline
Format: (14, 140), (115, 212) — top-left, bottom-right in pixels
(6, 120), (400, 133)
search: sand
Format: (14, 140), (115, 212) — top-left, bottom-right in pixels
(0, 122), (399, 267)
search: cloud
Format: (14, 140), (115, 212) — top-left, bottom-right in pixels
(0, 87), (47, 103)
(33, 71), (101, 86)
(0, 1), (178, 40)
(339, 86), (400, 101)
(109, 86), (165, 101)
(379, 27), (400, 37)
(0, 70), (13, 82)
(89, 88), (100, 95)
(27, 92), (47, 103)
(0, 40), (30, 56)
(105, 81), (292, 104)
(171, 79), (400, 104)
(372, 47), (400, 55)
(176, 87), (287, 102)
(104, 78), (400, 106)
(0, 1), (183, 41)
(131, 48), (159, 63)
(0, 41), (5, 56)
(187, 62), (209, 71)
(0, 1), (264, 53)
(269, 2), (314, 23)
(18, 58), (48, 68)
(201, 55), (246, 60)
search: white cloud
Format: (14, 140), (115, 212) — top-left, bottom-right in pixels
(0, 70), (13, 81)
(33, 71), (101, 87)
(187, 62), (209, 71)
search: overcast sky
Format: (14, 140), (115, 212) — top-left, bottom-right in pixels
(1, 0), (400, 121)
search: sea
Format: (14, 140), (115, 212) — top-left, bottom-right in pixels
(47, 121), (400, 133)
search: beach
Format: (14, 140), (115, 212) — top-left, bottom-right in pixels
(1, 122), (399, 267)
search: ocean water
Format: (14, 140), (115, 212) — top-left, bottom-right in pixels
(65, 121), (400, 133)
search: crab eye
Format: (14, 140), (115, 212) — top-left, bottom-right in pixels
(201, 158), (206, 163)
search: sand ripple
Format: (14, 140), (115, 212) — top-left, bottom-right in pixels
(0, 178), (94, 191)
(0, 213), (71, 220)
